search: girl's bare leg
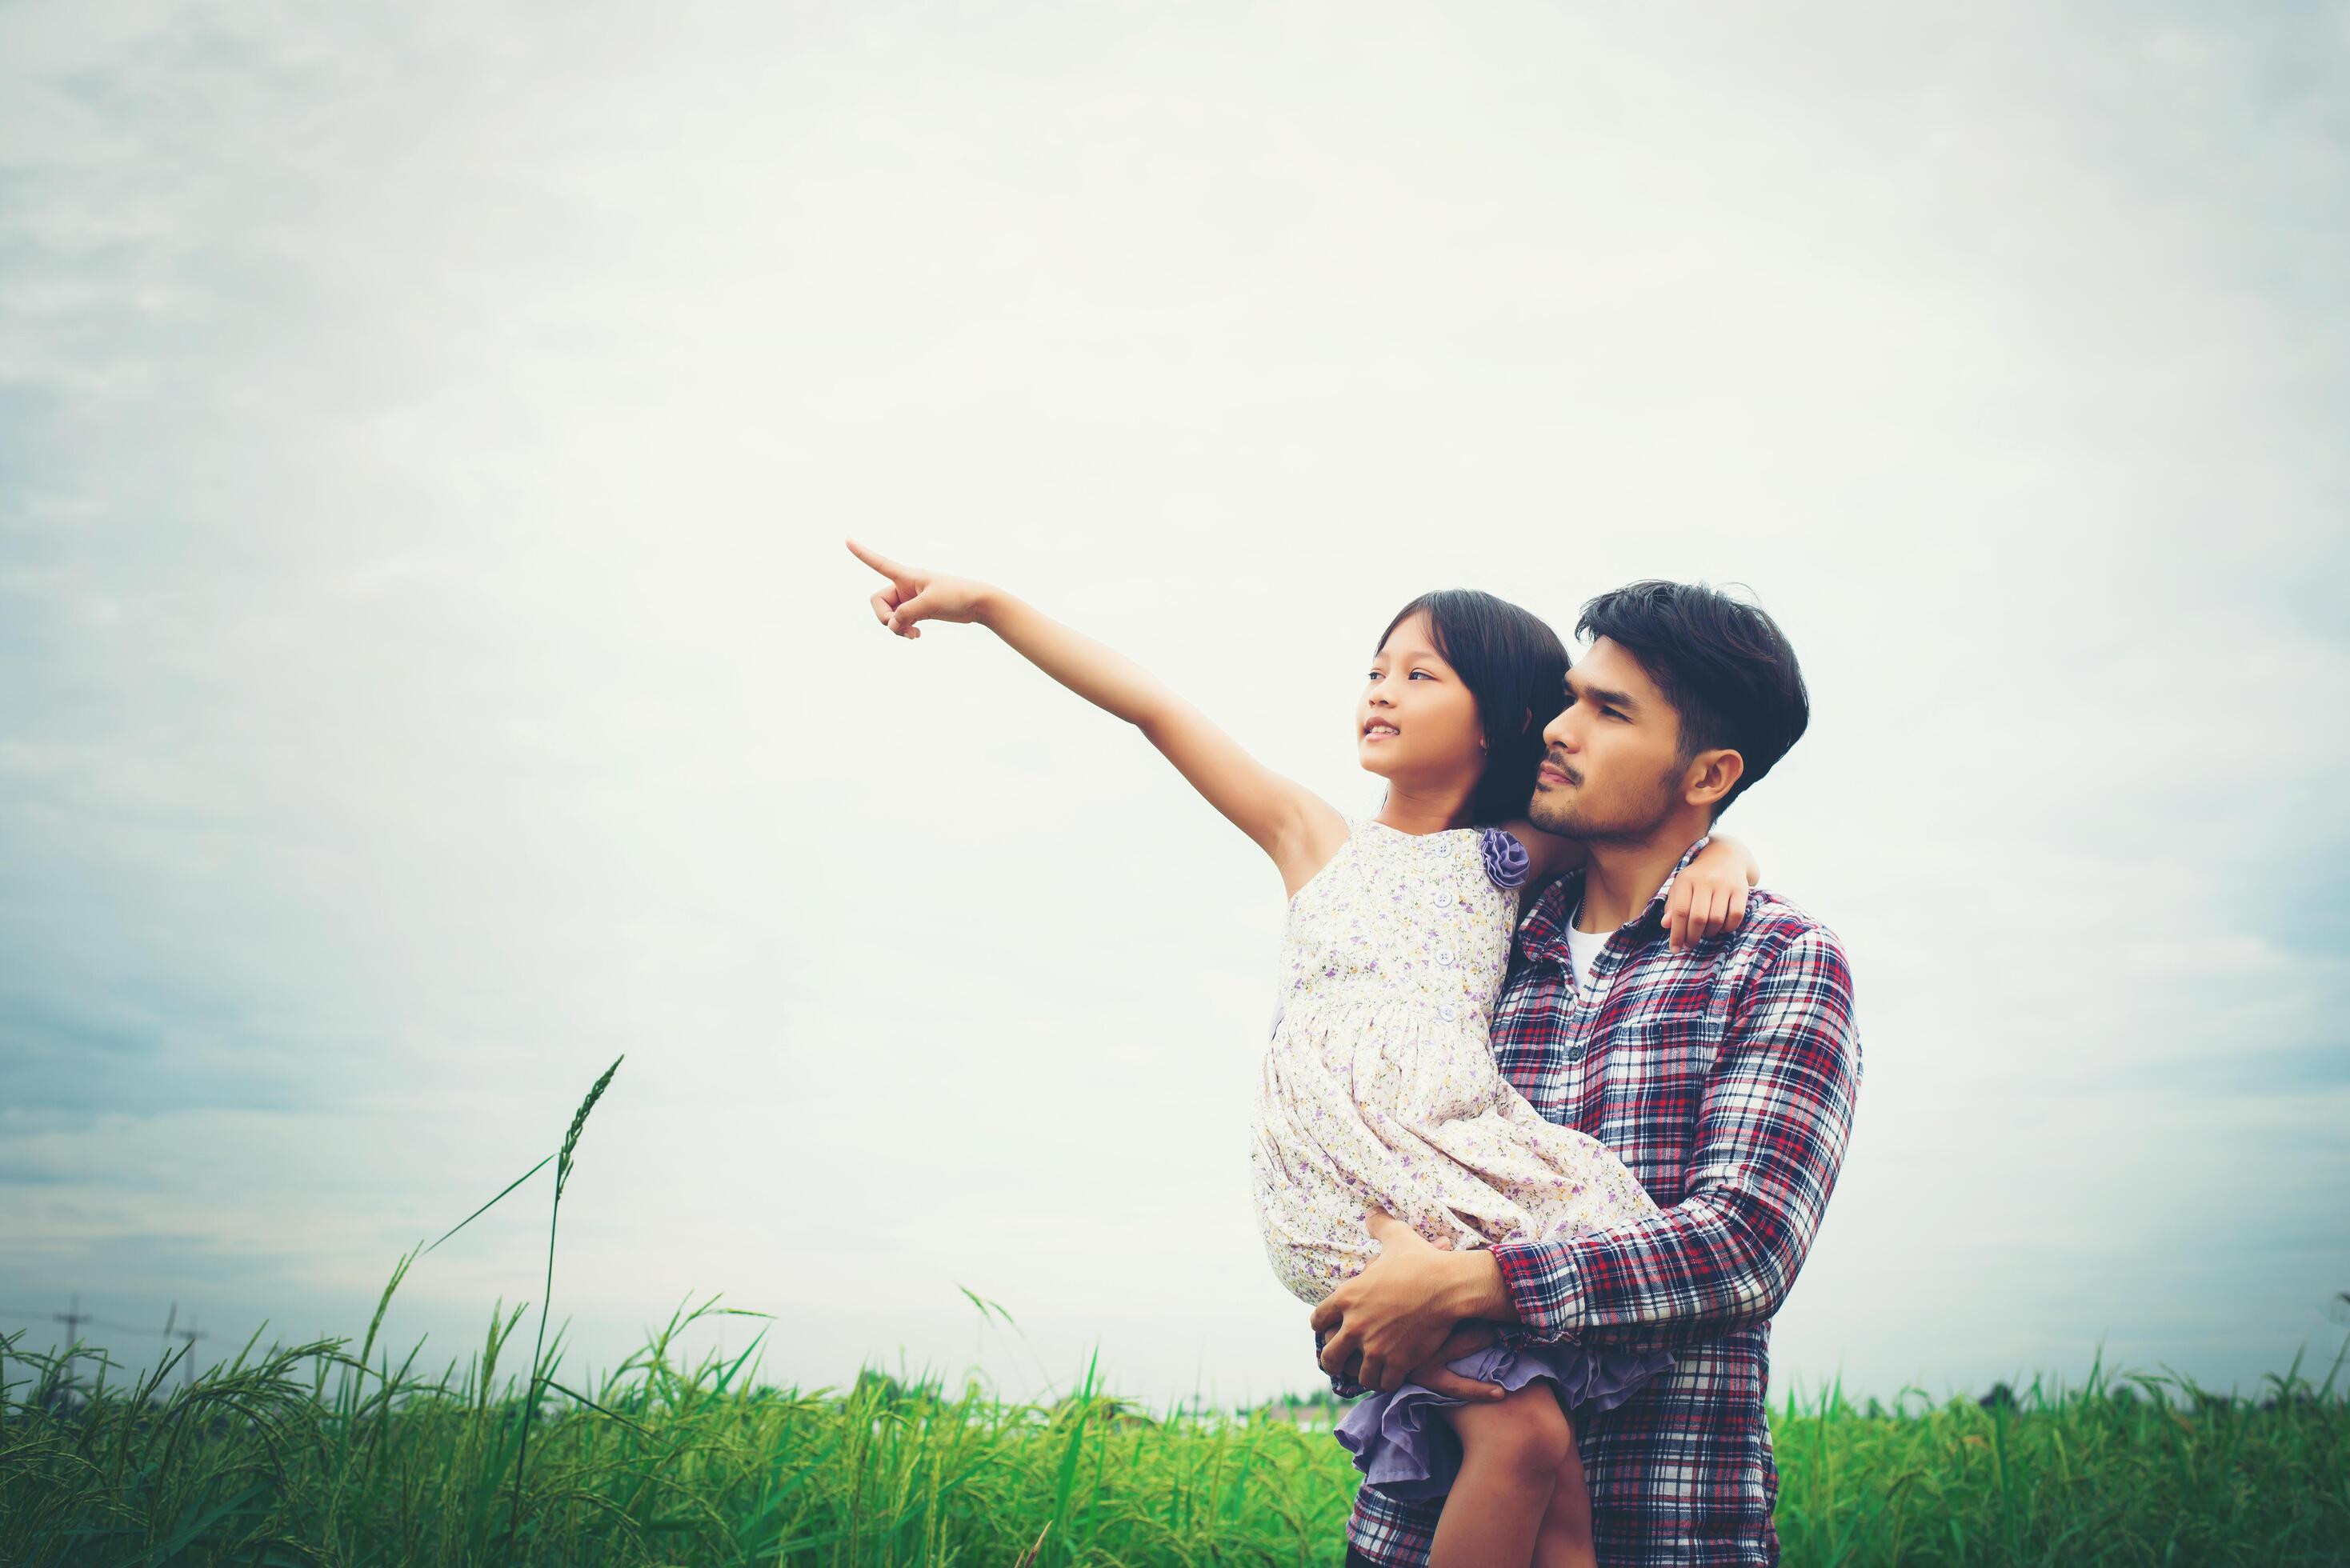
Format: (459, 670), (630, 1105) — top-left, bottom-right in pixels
(1530, 1420), (1597, 1568)
(1431, 1386), (1572, 1568)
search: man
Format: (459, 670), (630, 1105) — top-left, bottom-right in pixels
(1311, 580), (1862, 1566)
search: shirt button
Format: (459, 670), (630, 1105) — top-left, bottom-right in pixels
(1436, 1002), (1458, 1023)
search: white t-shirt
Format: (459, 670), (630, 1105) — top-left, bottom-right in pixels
(1565, 901), (1612, 990)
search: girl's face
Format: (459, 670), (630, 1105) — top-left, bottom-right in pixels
(1358, 612), (1486, 789)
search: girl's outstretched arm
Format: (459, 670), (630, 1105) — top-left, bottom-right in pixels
(849, 539), (1347, 893)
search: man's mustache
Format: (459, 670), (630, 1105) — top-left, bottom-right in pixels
(1541, 750), (1583, 786)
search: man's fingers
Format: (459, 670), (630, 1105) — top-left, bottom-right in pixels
(844, 537), (913, 582)
(1667, 890), (1690, 952)
(1414, 1368), (1505, 1402)
(1395, 1322), (1501, 1398)
(1438, 1323), (1496, 1358)
(867, 588), (899, 628)
(1311, 1286), (1356, 1375)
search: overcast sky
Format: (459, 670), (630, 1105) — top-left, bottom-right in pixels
(3, 0), (2345, 1410)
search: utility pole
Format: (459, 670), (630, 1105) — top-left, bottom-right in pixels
(0, 1296), (215, 1394)
(54, 1293), (86, 1346)
(162, 1301), (207, 1390)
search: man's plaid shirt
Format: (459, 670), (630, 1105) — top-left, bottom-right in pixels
(1342, 837), (1862, 1567)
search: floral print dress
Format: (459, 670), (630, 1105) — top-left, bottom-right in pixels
(1248, 816), (1678, 1500)
(1247, 817), (1663, 1303)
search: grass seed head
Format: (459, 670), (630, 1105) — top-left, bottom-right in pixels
(556, 1054), (624, 1198)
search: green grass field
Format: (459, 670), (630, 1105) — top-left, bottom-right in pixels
(11, 1067), (2342, 1566)
(5, 1297), (2345, 1567)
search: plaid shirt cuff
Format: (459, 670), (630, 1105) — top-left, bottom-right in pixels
(1493, 1235), (1585, 1344)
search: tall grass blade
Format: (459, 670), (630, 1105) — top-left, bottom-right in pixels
(424, 1154), (556, 1256)
(504, 1053), (623, 1548)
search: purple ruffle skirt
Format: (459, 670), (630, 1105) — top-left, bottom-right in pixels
(1333, 1341), (1674, 1502)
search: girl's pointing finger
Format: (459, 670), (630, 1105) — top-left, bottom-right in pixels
(845, 538), (913, 582)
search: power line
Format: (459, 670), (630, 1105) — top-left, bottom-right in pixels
(0, 1306), (174, 1336)
(1, 1295), (211, 1388)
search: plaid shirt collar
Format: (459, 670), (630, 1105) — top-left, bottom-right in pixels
(1517, 831), (1715, 959)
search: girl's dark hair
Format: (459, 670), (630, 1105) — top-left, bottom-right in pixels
(1377, 589), (1570, 826)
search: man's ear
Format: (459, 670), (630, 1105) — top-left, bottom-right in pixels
(1683, 748), (1744, 811)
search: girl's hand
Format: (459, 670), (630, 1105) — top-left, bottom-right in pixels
(847, 538), (995, 639)
(843, 538), (1346, 890)
(1663, 834), (1759, 953)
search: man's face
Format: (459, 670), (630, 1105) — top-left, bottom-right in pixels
(1526, 637), (1690, 842)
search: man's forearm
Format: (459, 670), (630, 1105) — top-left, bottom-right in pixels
(1491, 1189), (1799, 1349)
(1437, 1246), (1515, 1323)
(1507, 926), (1858, 1349)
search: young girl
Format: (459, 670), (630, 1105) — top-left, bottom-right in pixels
(847, 541), (1759, 1568)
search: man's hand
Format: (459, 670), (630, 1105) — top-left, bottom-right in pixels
(1404, 1323), (1504, 1401)
(1310, 1210), (1514, 1393)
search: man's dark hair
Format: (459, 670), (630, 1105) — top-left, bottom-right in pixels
(1379, 588), (1570, 826)
(1576, 580), (1809, 818)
